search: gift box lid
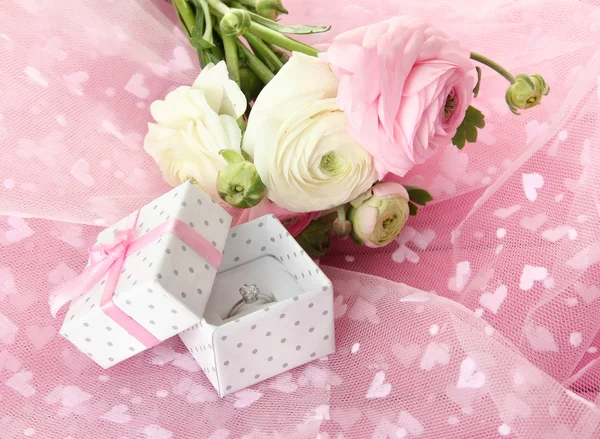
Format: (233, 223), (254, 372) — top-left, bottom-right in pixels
(59, 181), (234, 367)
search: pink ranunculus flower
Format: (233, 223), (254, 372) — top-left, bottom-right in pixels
(323, 16), (476, 178)
(235, 199), (317, 237)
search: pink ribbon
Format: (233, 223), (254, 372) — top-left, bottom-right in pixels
(49, 210), (222, 348)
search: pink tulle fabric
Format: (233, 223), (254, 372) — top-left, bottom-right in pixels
(1, 0), (600, 437)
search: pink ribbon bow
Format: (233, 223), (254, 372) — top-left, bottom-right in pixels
(49, 209), (222, 348)
(88, 229), (134, 266)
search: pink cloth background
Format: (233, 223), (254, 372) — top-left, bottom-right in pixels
(1, 0), (600, 437)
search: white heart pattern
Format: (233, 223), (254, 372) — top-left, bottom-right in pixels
(520, 265), (548, 291)
(420, 343), (450, 371)
(366, 371), (392, 399)
(522, 173), (544, 202)
(447, 261), (471, 293)
(479, 285), (508, 314)
(525, 324), (559, 352)
(125, 72), (150, 99)
(232, 389), (263, 408)
(456, 358), (486, 389)
(101, 404), (132, 424)
(519, 213), (547, 231)
(576, 283), (600, 304)
(493, 205), (522, 219)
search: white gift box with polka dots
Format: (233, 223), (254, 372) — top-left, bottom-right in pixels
(59, 181), (232, 369)
(179, 215), (335, 397)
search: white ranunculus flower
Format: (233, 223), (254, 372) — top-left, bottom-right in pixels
(243, 53), (377, 212)
(144, 61), (246, 199)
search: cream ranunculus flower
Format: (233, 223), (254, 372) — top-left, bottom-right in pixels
(144, 61), (247, 199)
(243, 53), (377, 213)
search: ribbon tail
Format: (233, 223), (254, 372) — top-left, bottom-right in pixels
(49, 259), (115, 318)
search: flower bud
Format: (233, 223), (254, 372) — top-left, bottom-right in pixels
(347, 183), (410, 248)
(505, 74), (550, 115)
(295, 218), (331, 257)
(216, 150), (266, 208)
(332, 218), (352, 238)
(256, 0), (289, 20)
(220, 9), (252, 38)
(331, 205), (352, 238)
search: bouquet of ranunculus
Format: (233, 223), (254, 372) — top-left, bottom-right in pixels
(145, 0), (550, 257)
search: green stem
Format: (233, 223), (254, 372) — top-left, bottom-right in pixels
(207, 0), (319, 57)
(206, 0), (230, 16)
(248, 22), (320, 57)
(336, 205), (347, 223)
(470, 52), (516, 84)
(173, 0), (196, 37)
(245, 33), (284, 72)
(195, 0), (214, 44)
(222, 32), (241, 84)
(236, 0), (257, 6)
(236, 39), (274, 83)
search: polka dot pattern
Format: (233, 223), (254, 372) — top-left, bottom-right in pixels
(60, 182), (232, 369)
(178, 214), (335, 397)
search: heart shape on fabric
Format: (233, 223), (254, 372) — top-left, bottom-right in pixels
(268, 372), (298, 394)
(143, 424), (174, 439)
(420, 343), (450, 371)
(366, 371), (391, 399)
(0, 349), (21, 372)
(125, 73), (150, 99)
(447, 261), (471, 293)
(576, 283), (600, 304)
(232, 389), (263, 408)
(542, 226), (577, 242)
(493, 205), (522, 219)
(24, 66), (49, 87)
(522, 173), (544, 201)
(173, 377), (216, 403)
(457, 358), (486, 389)
(391, 344), (421, 368)
(525, 324), (559, 352)
(26, 325), (56, 349)
(69, 159), (94, 187)
(4, 217), (34, 244)
(101, 404), (132, 424)
(348, 298), (380, 324)
(334, 295), (347, 319)
(0, 312), (19, 344)
(63, 71), (89, 96)
(479, 285), (508, 314)
(525, 120), (549, 145)
(519, 265), (548, 291)
(397, 411), (424, 436)
(519, 213), (547, 231)
(5, 370), (35, 397)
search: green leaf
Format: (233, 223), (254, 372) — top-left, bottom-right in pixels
(404, 186), (433, 206)
(240, 149), (252, 161)
(189, 0), (214, 49)
(473, 66), (482, 98)
(408, 202), (419, 216)
(452, 105), (486, 150)
(219, 149), (246, 164)
(236, 9), (331, 34)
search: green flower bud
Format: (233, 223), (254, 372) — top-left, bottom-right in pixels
(347, 183), (410, 248)
(216, 150), (266, 208)
(256, 0), (289, 20)
(295, 218), (332, 257)
(220, 9), (252, 38)
(505, 74), (550, 115)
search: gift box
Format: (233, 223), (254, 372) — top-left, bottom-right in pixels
(179, 215), (335, 397)
(59, 181), (232, 368)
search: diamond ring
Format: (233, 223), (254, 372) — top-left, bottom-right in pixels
(226, 284), (277, 319)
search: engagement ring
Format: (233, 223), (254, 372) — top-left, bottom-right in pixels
(226, 284), (277, 319)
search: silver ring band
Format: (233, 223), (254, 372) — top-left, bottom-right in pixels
(226, 284), (276, 319)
